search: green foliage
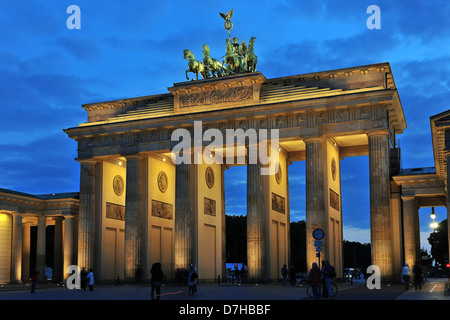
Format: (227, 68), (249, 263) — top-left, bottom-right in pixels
(428, 219), (449, 265)
(290, 220), (306, 272)
(343, 240), (371, 269)
(225, 216), (374, 272)
(226, 215), (247, 263)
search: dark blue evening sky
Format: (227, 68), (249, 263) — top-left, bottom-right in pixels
(1, 1), (449, 250)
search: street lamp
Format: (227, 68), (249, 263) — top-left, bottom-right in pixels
(430, 207), (438, 230)
(429, 207), (438, 268)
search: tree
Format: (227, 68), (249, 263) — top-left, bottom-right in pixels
(226, 215), (247, 263)
(290, 220), (306, 272)
(428, 219), (449, 266)
(343, 240), (371, 270)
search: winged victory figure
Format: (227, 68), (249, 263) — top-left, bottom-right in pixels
(219, 9), (234, 36)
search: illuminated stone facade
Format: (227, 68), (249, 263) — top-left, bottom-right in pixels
(8, 62), (450, 284)
(63, 63), (407, 282)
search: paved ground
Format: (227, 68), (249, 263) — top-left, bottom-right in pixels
(0, 277), (448, 318)
(0, 277), (448, 300)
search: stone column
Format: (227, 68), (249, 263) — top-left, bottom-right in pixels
(247, 149), (268, 282)
(368, 132), (393, 279)
(221, 165), (228, 281)
(402, 196), (418, 267)
(446, 150), (450, 266)
(78, 160), (98, 271)
(53, 217), (63, 282)
(124, 154), (146, 282)
(175, 161), (197, 270)
(305, 138), (327, 270)
(10, 213), (23, 283)
(286, 159), (292, 273)
(63, 215), (75, 280)
(36, 216), (47, 282)
(22, 223), (31, 281)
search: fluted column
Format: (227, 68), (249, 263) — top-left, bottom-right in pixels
(247, 148), (268, 282)
(402, 196), (418, 267)
(10, 213), (23, 283)
(305, 138), (328, 270)
(368, 132), (393, 279)
(22, 223), (31, 281)
(36, 216), (47, 282)
(446, 150), (450, 267)
(175, 161), (197, 270)
(78, 159), (98, 271)
(221, 164), (228, 281)
(53, 217), (63, 282)
(63, 215), (75, 279)
(124, 154), (147, 281)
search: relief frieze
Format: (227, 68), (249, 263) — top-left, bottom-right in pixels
(179, 86), (253, 108)
(77, 105), (381, 153)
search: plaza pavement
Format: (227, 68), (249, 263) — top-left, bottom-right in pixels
(0, 278), (447, 318)
(0, 277), (448, 301)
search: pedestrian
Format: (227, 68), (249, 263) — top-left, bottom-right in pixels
(188, 265), (198, 295)
(402, 263), (411, 290)
(151, 262), (164, 300)
(290, 265), (296, 286)
(308, 262), (321, 299)
(80, 267), (88, 291)
(413, 262), (423, 290)
(87, 268), (94, 292)
(45, 266), (53, 282)
(281, 264), (288, 286)
(240, 264), (247, 284)
(30, 269), (39, 294)
(233, 264), (240, 284)
(321, 260), (336, 299)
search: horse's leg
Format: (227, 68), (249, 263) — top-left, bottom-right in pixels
(186, 70), (190, 80)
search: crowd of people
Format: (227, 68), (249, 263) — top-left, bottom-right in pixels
(28, 259), (429, 299)
(308, 260), (337, 300)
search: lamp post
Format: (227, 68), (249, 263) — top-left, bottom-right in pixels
(429, 207), (438, 267)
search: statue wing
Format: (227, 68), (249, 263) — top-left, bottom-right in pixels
(229, 8), (233, 19)
(219, 12), (226, 20)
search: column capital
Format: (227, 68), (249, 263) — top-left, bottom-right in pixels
(123, 153), (145, 161)
(10, 212), (23, 217)
(303, 136), (325, 144)
(367, 130), (389, 137)
(401, 194), (416, 201)
(76, 158), (100, 164)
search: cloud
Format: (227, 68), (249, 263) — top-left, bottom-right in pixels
(343, 226), (371, 244)
(0, 134), (79, 194)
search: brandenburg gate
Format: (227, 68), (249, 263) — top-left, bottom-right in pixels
(63, 56), (407, 282)
(5, 10), (450, 286)
(62, 11), (409, 282)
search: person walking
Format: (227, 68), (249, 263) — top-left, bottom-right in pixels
(402, 263), (411, 290)
(281, 264), (288, 286)
(308, 262), (321, 299)
(80, 267), (88, 291)
(321, 260), (336, 299)
(188, 265), (198, 295)
(87, 268), (94, 292)
(151, 262), (164, 300)
(30, 269), (39, 294)
(290, 265), (296, 286)
(413, 262), (423, 290)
